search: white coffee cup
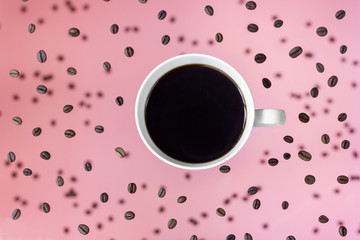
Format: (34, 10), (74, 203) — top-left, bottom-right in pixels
(135, 54), (285, 170)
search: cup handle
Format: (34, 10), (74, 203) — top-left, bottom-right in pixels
(254, 109), (286, 127)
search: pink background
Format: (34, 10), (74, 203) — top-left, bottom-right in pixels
(0, 0), (359, 239)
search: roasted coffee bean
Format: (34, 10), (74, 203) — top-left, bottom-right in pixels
(274, 19), (283, 28)
(161, 35), (170, 45)
(115, 96), (124, 106)
(42, 202), (50, 213)
(36, 85), (47, 94)
(56, 176), (64, 186)
(316, 62), (325, 73)
(316, 27), (328, 37)
(253, 199), (261, 210)
(244, 233), (253, 240)
(69, 28), (80, 37)
(282, 201), (289, 210)
(289, 46), (303, 58)
(40, 151), (51, 160)
(262, 78), (271, 88)
(298, 150), (312, 161)
(340, 45), (347, 54)
(12, 209), (21, 220)
(78, 224), (90, 235)
(304, 175), (316, 185)
(190, 235), (198, 240)
(84, 162), (92, 171)
(268, 158), (278, 166)
(341, 140), (350, 149)
(127, 183), (137, 194)
(286, 236), (296, 240)
(335, 10), (346, 20)
(283, 153), (291, 160)
(337, 113), (347, 122)
(168, 218), (177, 229)
(283, 135), (294, 143)
(63, 105), (73, 113)
(226, 234), (236, 240)
(245, 1), (257, 10)
(110, 24), (119, 34)
(321, 134), (330, 144)
(158, 187), (166, 198)
(158, 10), (167, 20)
(219, 165), (231, 173)
(215, 33), (223, 43)
(247, 23), (259, 33)
(318, 215), (329, 223)
(100, 192), (109, 203)
(32, 127), (42, 136)
(298, 113), (310, 123)
(103, 62), (111, 72)
(339, 226), (347, 236)
(328, 75), (338, 87)
(177, 196), (187, 203)
(337, 175), (349, 184)
(8, 152), (16, 162)
(115, 147), (126, 158)
(23, 168), (32, 176)
(124, 211), (135, 220)
(124, 46), (134, 57)
(204, 5), (214, 16)
(66, 67), (77, 75)
(255, 53), (266, 63)
(216, 207), (226, 217)
(28, 23), (36, 33)
(94, 125), (104, 133)
(310, 87), (319, 98)
(37, 50), (47, 63)
(65, 129), (76, 138)
(10, 69), (20, 78)
(248, 186), (258, 195)
(138, 0), (147, 3)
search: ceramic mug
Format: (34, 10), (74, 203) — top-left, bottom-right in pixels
(135, 54), (286, 170)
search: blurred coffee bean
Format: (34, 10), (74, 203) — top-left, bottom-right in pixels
(177, 196), (187, 203)
(216, 207), (226, 217)
(219, 165), (231, 173)
(245, 1), (257, 10)
(316, 62), (324, 73)
(124, 47), (134, 57)
(12, 209), (21, 220)
(158, 187), (166, 198)
(115, 147), (126, 158)
(94, 125), (104, 133)
(103, 62), (111, 72)
(310, 87), (319, 98)
(274, 19), (283, 28)
(244, 233), (253, 240)
(10, 69), (20, 78)
(204, 5), (214, 16)
(340, 45), (347, 54)
(67, 67), (77, 75)
(42, 202), (50, 213)
(226, 234), (236, 240)
(40, 151), (51, 160)
(56, 176), (64, 186)
(282, 201), (289, 210)
(168, 218), (177, 229)
(124, 211), (135, 220)
(128, 183), (137, 194)
(248, 186), (258, 195)
(115, 96), (124, 106)
(100, 192), (109, 203)
(316, 27), (328, 37)
(110, 24), (119, 34)
(8, 152), (16, 162)
(84, 162), (92, 171)
(161, 35), (170, 45)
(37, 85), (47, 94)
(69, 28), (80, 37)
(78, 224), (89, 235)
(335, 10), (346, 20)
(286, 236), (296, 240)
(215, 33), (223, 42)
(23, 168), (32, 176)
(63, 105), (73, 113)
(158, 10), (167, 20)
(262, 78), (271, 88)
(28, 23), (36, 33)
(283, 153), (291, 160)
(305, 175), (316, 185)
(65, 129), (76, 138)
(268, 158), (278, 166)
(321, 134), (330, 144)
(339, 226), (347, 236)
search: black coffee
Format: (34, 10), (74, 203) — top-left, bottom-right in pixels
(145, 64), (246, 164)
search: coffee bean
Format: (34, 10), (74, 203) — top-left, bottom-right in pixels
(283, 135), (294, 143)
(127, 183), (137, 194)
(247, 23), (259, 33)
(102, 62), (111, 72)
(219, 165), (231, 173)
(274, 19), (283, 28)
(69, 28), (80, 37)
(247, 186), (258, 195)
(253, 199), (261, 210)
(66, 67), (77, 75)
(138, 0), (147, 3)
(321, 134), (330, 144)
(318, 215), (329, 223)
(94, 125), (104, 133)
(37, 50), (47, 63)
(158, 187), (166, 198)
(304, 175), (315, 185)
(216, 207), (226, 217)
(100, 192), (109, 203)
(244, 233), (253, 240)
(65, 129), (76, 138)
(283, 153), (291, 160)
(204, 5), (214, 16)
(8, 152), (16, 162)
(124, 46), (134, 57)
(160, 35), (171, 45)
(262, 78), (271, 88)
(190, 235), (198, 240)
(158, 10), (167, 20)
(9, 69), (20, 78)
(31, 127), (42, 136)
(289, 46), (303, 58)
(298, 113), (310, 123)
(341, 140), (350, 149)
(316, 27), (328, 37)
(328, 75), (338, 87)
(110, 24), (119, 34)
(36, 85), (47, 94)
(215, 33), (223, 43)
(63, 105), (73, 113)
(177, 196), (187, 203)
(115, 147), (126, 158)
(254, 53), (266, 63)
(12, 116), (22, 125)
(84, 162), (92, 171)
(78, 224), (90, 235)
(124, 211), (135, 220)
(286, 236), (296, 240)
(115, 96), (124, 106)
(56, 176), (64, 186)
(245, 1), (257, 10)
(282, 201), (289, 210)
(28, 23), (36, 33)
(42, 202), (50, 213)
(335, 10), (346, 20)
(310, 87), (319, 98)
(316, 62), (325, 73)
(12, 209), (21, 220)
(40, 151), (51, 160)
(298, 150), (312, 161)
(339, 226), (347, 236)
(268, 158), (278, 166)
(226, 234), (236, 240)
(168, 218), (177, 229)
(23, 168), (32, 176)
(338, 113), (347, 122)
(340, 45), (347, 54)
